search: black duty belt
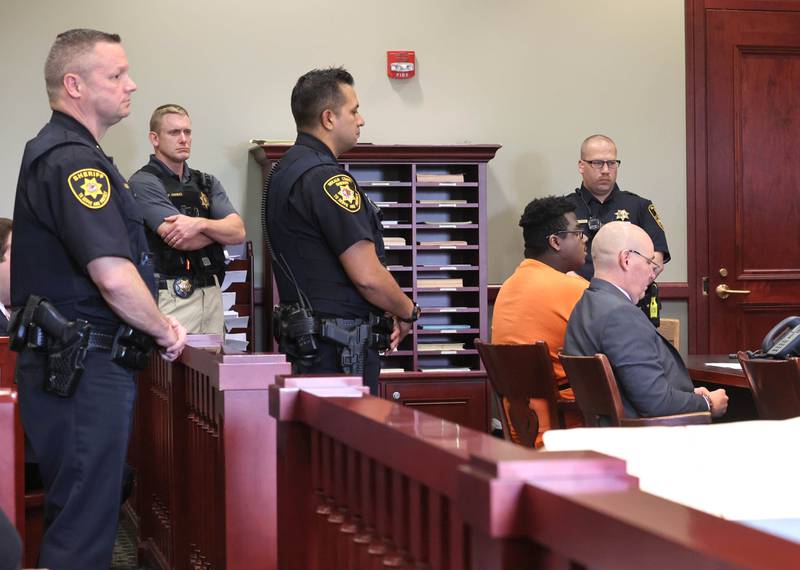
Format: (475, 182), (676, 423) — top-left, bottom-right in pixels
(87, 331), (114, 352)
(157, 274), (217, 291)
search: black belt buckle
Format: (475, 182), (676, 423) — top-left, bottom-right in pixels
(173, 277), (195, 299)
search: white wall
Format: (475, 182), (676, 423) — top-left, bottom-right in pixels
(0, 0), (686, 285)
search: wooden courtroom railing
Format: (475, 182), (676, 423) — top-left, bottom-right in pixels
(130, 337), (291, 570)
(0, 388), (24, 543)
(0, 337), (44, 568)
(269, 374), (800, 570)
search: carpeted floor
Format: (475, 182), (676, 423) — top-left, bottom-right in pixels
(110, 515), (152, 570)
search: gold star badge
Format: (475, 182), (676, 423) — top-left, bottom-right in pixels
(323, 174), (361, 212)
(67, 168), (111, 209)
(200, 192), (210, 209)
(615, 209), (630, 221)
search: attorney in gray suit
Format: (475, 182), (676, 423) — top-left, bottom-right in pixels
(564, 222), (728, 418)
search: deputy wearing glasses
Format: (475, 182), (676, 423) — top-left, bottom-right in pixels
(565, 134), (670, 281)
(564, 222), (728, 421)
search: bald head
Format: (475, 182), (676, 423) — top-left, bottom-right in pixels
(580, 134), (616, 157)
(592, 222), (649, 269)
(592, 222), (657, 301)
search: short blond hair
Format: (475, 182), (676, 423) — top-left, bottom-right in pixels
(149, 104), (190, 133)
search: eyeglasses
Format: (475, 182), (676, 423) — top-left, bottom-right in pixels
(627, 249), (662, 273)
(581, 159), (621, 170)
(554, 229), (586, 238)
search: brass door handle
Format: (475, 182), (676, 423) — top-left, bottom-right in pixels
(715, 284), (751, 300)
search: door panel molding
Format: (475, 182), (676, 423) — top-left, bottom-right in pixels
(686, 0), (800, 353)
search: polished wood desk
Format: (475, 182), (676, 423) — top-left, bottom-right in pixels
(686, 354), (747, 389)
(687, 354), (757, 421)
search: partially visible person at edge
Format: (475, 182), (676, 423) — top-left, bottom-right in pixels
(265, 67), (417, 394)
(492, 196), (588, 446)
(11, 28), (186, 569)
(0, 218), (12, 333)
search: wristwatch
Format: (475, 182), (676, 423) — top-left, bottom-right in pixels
(398, 301), (421, 323)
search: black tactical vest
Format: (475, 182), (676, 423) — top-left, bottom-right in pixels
(266, 141), (385, 318)
(137, 164), (226, 281)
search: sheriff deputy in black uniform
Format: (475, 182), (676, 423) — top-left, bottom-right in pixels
(265, 67), (417, 394)
(565, 134), (670, 281)
(12, 29), (186, 570)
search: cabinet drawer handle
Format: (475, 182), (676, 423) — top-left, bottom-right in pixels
(392, 391), (401, 400)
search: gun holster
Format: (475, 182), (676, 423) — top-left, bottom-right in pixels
(10, 295), (91, 397)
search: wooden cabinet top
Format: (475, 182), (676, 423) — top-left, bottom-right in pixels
(250, 143), (501, 164)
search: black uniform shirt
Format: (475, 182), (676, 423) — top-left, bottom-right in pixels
(268, 132), (383, 318)
(12, 111), (152, 327)
(566, 184), (670, 280)
(289, 134), (377, 256)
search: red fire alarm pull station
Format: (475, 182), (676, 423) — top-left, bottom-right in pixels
(387, 51), (415, 79)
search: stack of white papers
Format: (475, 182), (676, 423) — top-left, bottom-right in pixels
(543, 418), (800, 521)
(220, 267), (248, 342)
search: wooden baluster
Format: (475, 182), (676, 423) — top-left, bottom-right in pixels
(340, 445), (361, 567)
(354, 454), (376, 568)
(427, 491), (444, 570)
(368, 464), (393, 570)
(318, 433), (337, 568)
(199, 373), (209, 568)
(213, 391), (224, 569)
(309, 429), (326, 570)
(329, 440), (348, 569)
(448, 503), (465, 570)
(383, 471), (410, 568)
(407, 480), (429, 570)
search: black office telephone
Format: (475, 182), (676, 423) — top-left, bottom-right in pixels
(760, 316), (800, 358)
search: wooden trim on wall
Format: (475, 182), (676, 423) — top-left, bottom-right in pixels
(251, 144), (501, 164)
(485, 282), (689, 305)
(686, 0), (708, 354)
(257, 282), (690, 308)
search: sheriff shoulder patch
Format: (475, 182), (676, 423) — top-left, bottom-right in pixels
(323, 174), (360, 213)
(67, 168), (111, 209)
(648, 204), (664, 230)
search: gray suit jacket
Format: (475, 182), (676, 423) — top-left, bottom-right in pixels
(564, 278), (707, 418)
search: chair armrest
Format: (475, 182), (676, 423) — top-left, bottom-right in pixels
(620, 411), (712, 427)
(555, 398), (580, 412)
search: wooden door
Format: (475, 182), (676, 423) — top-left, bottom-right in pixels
(687, 1), (800, 353)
